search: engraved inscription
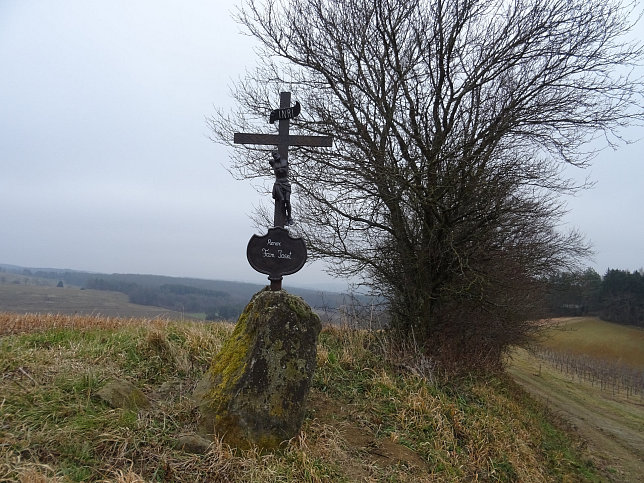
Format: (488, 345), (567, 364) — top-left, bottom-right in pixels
(247, 227), (307, 281)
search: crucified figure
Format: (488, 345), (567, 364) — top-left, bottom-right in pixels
(269, 151), (293, 225)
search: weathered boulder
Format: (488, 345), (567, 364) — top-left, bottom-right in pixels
(96, 379), (151, 410)
(174, 434), (212, 454)
(194, 288), (321, 449)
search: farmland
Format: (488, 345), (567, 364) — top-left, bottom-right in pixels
(0, 283), (182, 319)
(508, 317), (644, 481)
(0, 264), (364, 323)
(536, 317), (644, 369)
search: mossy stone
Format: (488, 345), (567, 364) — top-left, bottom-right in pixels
(194, 288), (321, 449)
(96, 379), (150, 410)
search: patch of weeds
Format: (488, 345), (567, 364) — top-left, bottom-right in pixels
(271, 450), (346, 482)
(58, 440), (97, 482)
(116, 409), (139, 429)
(54, 370), (102, 395)
(538, 417), (599, 481)
(166, 328), (188, 345)
(489, 457), (518, 481)
(67, 407), (109, 433)
(497, 376), (600, 481)
(18, 328), (79, 349)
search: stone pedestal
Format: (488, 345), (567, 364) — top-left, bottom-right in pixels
(194, 288), (321, 449)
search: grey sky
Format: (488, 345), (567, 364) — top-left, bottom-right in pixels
(1, 1), (642, 292)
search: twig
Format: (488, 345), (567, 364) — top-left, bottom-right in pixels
(18, 366), (38, 386)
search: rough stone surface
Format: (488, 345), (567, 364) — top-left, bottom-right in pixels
(96, 379), (150, 410)
(193, 288), (321, 449)
(174, 434), (212, 454)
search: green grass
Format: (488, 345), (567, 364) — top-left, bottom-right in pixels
(0, 313), (598, 482)
(539, 317), (644, 369)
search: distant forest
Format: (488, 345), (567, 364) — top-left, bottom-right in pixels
(546, 268), (644, 327)
(84, 278), (241, 320)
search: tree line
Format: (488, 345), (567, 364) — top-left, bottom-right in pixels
(546, 268), (644, 327)
(85, 279), (244, 320)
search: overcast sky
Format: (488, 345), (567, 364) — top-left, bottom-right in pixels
(1, 1), (642, 292)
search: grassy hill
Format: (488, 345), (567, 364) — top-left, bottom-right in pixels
(0, 312), (597, 482)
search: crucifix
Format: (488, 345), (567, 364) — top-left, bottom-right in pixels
(234, 92), (333, 228)
(234, 92), (333, 290)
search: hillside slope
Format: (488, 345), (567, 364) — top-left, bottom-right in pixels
(0, 313), (597, 482)
(0, 263), (367, 323)
(0, 284), (184, 319)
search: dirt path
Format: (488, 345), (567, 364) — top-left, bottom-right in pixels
(508, 350), (644, 482)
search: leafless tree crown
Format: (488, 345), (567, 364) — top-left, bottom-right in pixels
(210, 0), (643, 366)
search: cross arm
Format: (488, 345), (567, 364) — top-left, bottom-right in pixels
(234, 133), (280, 145)
(234, 133), (333, 148)
(290, 135), (333, 147)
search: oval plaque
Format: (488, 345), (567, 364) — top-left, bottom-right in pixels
(247, 227), (307, 281)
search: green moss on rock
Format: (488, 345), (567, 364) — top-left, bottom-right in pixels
(194, 288), (321, 450)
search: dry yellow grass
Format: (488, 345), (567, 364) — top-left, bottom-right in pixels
(1, 313), (597, 482)
(0, 312), (168, 336)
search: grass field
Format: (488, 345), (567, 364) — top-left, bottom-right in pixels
(0, 283), (184, 319)
(508, 317), (644, 482)
(0, 312), (597, 482)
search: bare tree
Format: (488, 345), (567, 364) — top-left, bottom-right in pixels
(210, 0), (644, 368)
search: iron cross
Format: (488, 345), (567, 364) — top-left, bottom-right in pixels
(233, 91), (333, 228)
